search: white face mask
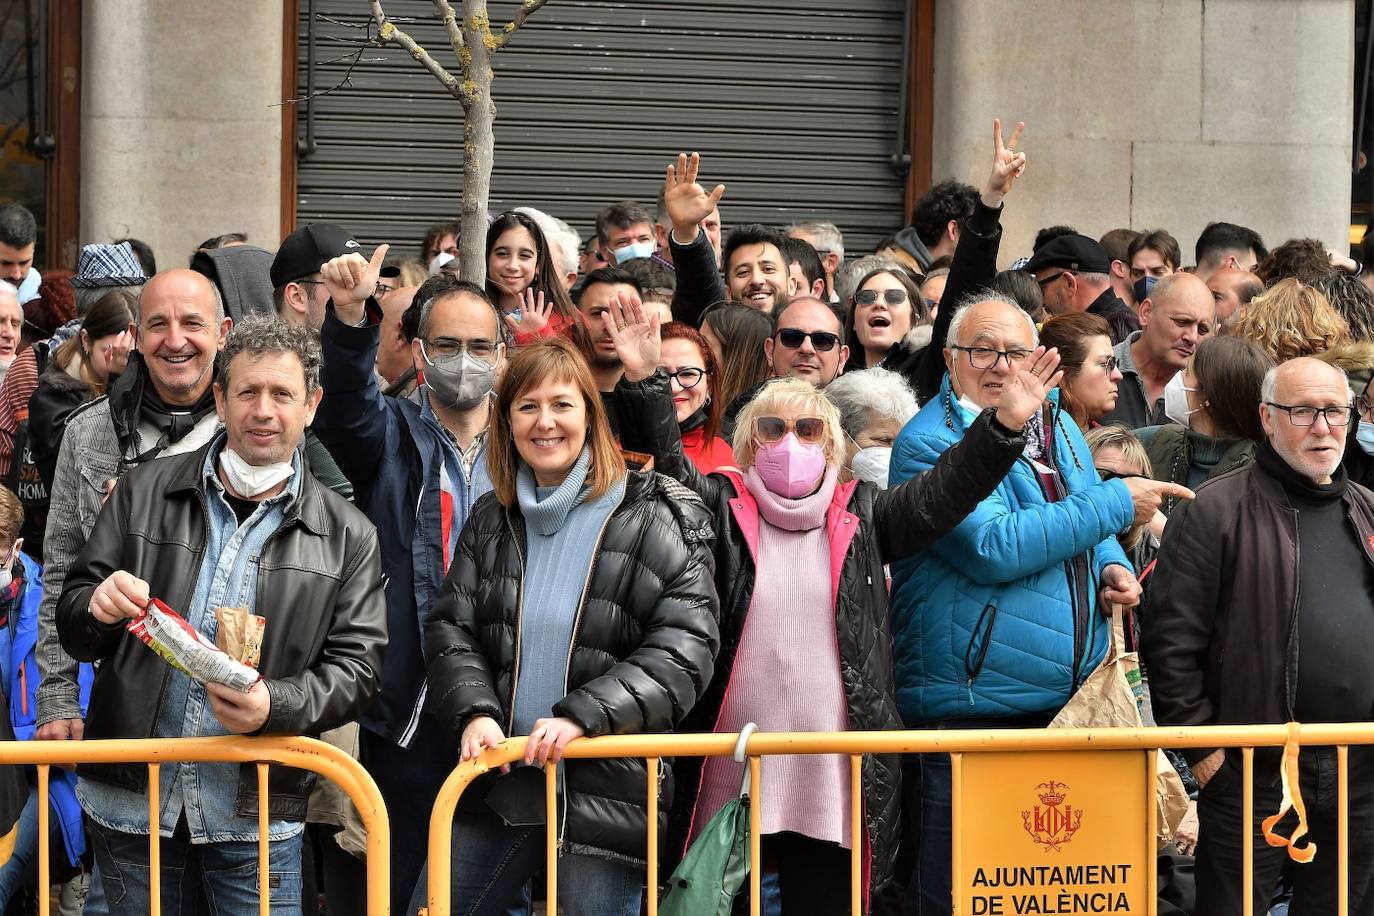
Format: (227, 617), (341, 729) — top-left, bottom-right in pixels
(218, 447), (294, 499)
(612, 240), (655, 264)
(0, 539), (22, 593)
(956, 393), (985, 425)
(1163, 372), (1204, 428)
(850, 447), (892, 488)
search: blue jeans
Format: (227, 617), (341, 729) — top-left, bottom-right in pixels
(88, 820), (303, 916)
(902, 753), (951, 916)
(408, 809), (642, 916)
(0, 790), (39, 909)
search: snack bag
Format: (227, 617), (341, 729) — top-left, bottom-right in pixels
(127, 599), (260, 692)
(214, 606), (266, 667)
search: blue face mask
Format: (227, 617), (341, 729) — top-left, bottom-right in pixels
(1133, 275), (1158, 304)
(1357, 420), (1374, 457)
(612, 240), (655, 264)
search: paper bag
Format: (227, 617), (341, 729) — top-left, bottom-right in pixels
(1050, 603), (1190, 848)
(214, 606), (266, 668)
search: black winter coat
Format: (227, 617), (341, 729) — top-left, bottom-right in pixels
(29, 360), (95, 492)
(615, 371), (1028, 904)
(424, 470), (720, 865)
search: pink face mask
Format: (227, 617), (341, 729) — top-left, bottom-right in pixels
(754, 432), (827, 498)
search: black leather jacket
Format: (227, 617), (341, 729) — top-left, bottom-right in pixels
(56, 439), (387, 821)
(615, 370), (1028, 901)
(424, 470), (719, 865)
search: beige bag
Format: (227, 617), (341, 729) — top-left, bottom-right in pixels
(1050, 603), (1189, 848)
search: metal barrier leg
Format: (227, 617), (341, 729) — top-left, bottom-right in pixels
(1340, 745), (1349, 916)
(1146, 750), (1158, 916)
(1242, 747), (1254, 916)
(849, 754), (862, 916)
(748, 756), (761, 916)
(257, 763), (270, 916)
(148, 763), (160, 916)
(37, 765), (49, 916)
(646, 757), (659, 916)
(546, 762), (558, 913)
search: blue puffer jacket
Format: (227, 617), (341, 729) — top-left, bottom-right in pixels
(315, 303), (494, 746)
(888, 375), (1135, 723)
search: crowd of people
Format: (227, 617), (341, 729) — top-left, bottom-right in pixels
(0, 116), (1364, 916)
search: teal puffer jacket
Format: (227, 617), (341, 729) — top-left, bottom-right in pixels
(888, 376), (1135, 724)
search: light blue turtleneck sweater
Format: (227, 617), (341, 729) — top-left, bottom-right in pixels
(509, 447), (626, 736)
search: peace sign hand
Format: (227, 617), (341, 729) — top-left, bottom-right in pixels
(993, 345), (1062, 430)
(663, 152), (726, 244)
(502, 287), (553, 340)
(983, 118), (1026, 208)
(601, 291), (662, 383)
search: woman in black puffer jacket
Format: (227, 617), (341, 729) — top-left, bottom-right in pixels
(423, 338), (719, 916)
(607, 294), (1059, 914)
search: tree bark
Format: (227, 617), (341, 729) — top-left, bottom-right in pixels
(459, 0), (496, 286)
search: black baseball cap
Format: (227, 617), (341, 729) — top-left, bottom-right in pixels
(1022, 234), (1111, 276)
(270, 223), (361, 288)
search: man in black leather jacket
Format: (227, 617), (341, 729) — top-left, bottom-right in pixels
(55, 314), (386, 916)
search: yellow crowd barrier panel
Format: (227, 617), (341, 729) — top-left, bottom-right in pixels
(0, 735), (389, 916)
(424, 723), (1374, 916)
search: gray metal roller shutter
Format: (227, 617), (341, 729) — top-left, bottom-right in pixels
(295, 0), (909, 258)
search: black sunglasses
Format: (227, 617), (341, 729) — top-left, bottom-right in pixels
(776, 328), (840, 352)
(854, 289), (908, 307)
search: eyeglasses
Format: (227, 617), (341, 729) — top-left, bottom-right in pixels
(775, 328), (841, 352)
(755, 416), (826, 444)
(421, 338), (497, 361)
(376, 282), (397, 297)
(854, 289), (908, 307)
(1036, 271), (1074, 289)
(664, 367), (705, 389)
(1264, 402), (1354, 428)
(951, 345), (1033, 370)
(1092, 356), (1121, 374)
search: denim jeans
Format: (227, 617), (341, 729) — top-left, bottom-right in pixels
(408, 809), (642, 916)
(0, 789), (39, 909)
(88, 819), (303, 916)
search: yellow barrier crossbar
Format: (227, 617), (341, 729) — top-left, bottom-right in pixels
(424, 723), (1374, 916)
(0, 736), (388, 916)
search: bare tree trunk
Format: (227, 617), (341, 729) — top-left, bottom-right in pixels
(366, 0), (549, 285)
(460, 0), (495, 286)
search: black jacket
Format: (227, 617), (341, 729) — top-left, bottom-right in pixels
(668, 229), (727, 328)
(424, 470), (720, 865)
(29, 361), (95, 492)
(1143, 451), (1374, 765)
(889, 198), (1004, 404)
(55, 439), (387, 820)
(1086, 288), (1142, 345)
(616, 370), (1027, 901)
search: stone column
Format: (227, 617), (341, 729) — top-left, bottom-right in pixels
(932, 0), (1354, 264)
(80, 1), (284, 267)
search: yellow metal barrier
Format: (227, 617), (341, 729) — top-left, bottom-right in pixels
(424, 723), (1374, 916)
(0, 735), (389, 916)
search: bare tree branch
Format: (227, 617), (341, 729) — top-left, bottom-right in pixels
(431, 0), (465, 54)
(494, 0), (551, 49)
(368, 0), (464, 100)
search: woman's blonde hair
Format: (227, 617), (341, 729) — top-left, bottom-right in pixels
(488, 337), (626, 507)
(731, 377), (846, 470)
(1234, 278), (1352, 362)
(1084, 425), (1152, 552)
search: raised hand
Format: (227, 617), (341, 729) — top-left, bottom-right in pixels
(1121, 478), (1195, 527)
(663, 152), (726, 245)
(994, 345), (1061, 430)
(502, 287), (552, 339)
(321, 243), (390, 320)
(982, 118), (1026, 208)
(602, 291), (662, 383)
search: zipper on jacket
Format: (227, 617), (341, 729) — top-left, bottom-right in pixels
(555, 499), (621, 852)
(1285, 515), (1301, 719)
(503, 509), (528, 737)
(963, 603), (999, 707)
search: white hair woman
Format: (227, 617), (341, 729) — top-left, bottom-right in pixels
(824, 367), (919, 487)
(606, 292), (1060, 912)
